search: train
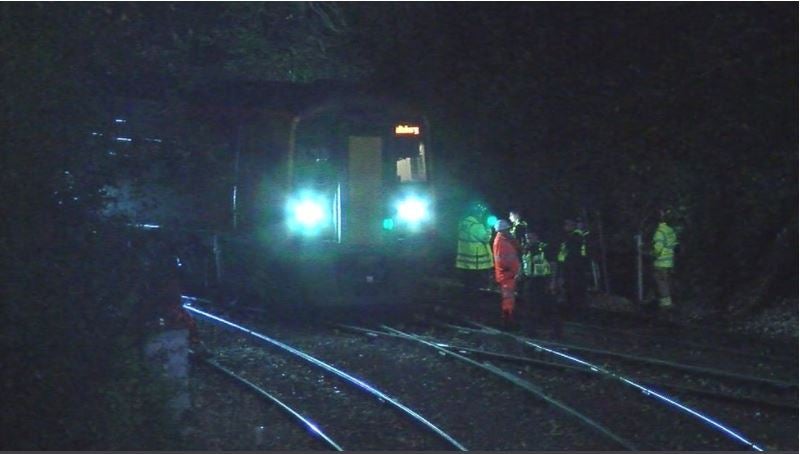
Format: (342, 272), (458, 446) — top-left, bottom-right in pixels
(99, 80), (443, 307)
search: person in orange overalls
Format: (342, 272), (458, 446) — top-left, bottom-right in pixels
(492, 219), (521, 328)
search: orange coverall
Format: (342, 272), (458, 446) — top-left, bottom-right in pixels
(493, 231), (521, 320)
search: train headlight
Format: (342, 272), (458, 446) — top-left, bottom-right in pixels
(396, 195), (431, 225)
(287, 192), (330, 234)
(294, 200), (325, 227)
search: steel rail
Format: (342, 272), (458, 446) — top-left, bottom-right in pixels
(450, 346), (798, 411)
(378, 324), (638, 451)
(200, 357), (344, 451)
(564, 321), (797, 366)
(183, 303), (468, 451)
(467, 321), (766, 452)
(441, 323), (795, 389)
(336, 323), (591, 373)
(337, 324), (798, 413)
(182, 295), (214, 304)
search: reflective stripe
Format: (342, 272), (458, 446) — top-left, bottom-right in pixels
(533, 263), (551, 276)
(510, 220), (527, 241)
(530, 241), (552, 276)
(457, 255), (493, 262)
(522, 252), (533, 276)
(456, 215), (493, 270)
(577, 229), (589, 257)
(532, 252), (551, 276)
(558, 231), (587, 261)
(456, 256), (493, 269)
(652, 223), (678, 268)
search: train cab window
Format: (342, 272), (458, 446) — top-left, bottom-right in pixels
(297, 146), (330, 164)
(294, 145), (338, 185)
(395, 142), (427, 183)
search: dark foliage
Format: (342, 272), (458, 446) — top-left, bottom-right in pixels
(348, 3), (798, 308)
(0, 2), (795, 448)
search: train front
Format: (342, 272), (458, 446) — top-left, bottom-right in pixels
(282, 106), (437, 306)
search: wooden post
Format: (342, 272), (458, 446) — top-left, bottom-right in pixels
(598, 216), (610, 294)
(232, 125), (242, 231)
(635, 233), (643, 302)
(213, 234), (223, 285)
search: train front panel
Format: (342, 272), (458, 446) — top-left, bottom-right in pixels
(283, 116), (437, 306)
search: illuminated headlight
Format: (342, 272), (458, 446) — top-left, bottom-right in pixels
(287, 193), (330, 234)
(294, 200), (325, 227)
(396, 196), (431, 224)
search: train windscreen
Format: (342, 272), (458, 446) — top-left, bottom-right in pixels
(389, 135), (427, 183)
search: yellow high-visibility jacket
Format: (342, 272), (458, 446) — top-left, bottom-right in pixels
(530, 241), (552, 277)
(455, 215), (493, 270)
(652, 222), (678, 269)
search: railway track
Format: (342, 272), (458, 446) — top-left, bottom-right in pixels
(184, 301), (466, 450)
(418, 293), (797, 369)
(402, 312), (797, 449)
(380, 325), (637, 450)
(468, 321), (771, 449)
(447, 323), (796, 389)
(197, 356), (344, 450)
(339, 323), (797, 413)
(181, 294), (795, 450)
(530, 324), (798, 406)
(277, 324), (632, 450)
(335, 321), (771, 451)
(184, 297), (630, 450)
(418, 296), (796, 401)
(563, 320), (797, 368)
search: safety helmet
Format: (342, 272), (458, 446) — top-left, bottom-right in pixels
(495, 219), (511, 231)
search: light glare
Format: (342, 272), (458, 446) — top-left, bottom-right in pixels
(397, 197), (428, 223)
(294, 200), (325, 226)
(286, 192), (331, 235)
